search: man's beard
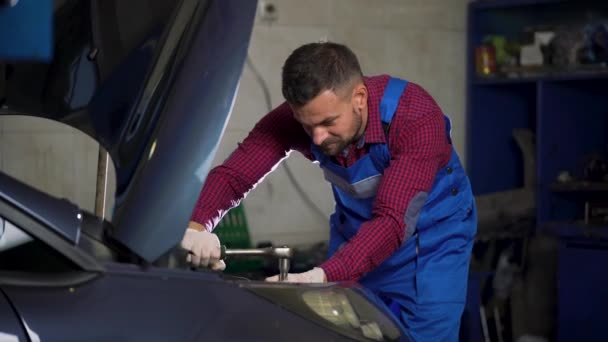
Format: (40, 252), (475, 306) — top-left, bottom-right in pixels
(320, 109), (363, 156)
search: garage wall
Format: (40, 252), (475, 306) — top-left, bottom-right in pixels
(0, 0), (469, 247)
(0, 116), (100, 213)
(217, 0), (469, 246)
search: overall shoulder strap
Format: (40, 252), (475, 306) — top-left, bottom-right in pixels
(370, 77), (409, 170)
(380, 77), (409, 131)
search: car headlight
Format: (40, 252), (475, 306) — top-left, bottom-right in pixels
(243, 283), (403, 342)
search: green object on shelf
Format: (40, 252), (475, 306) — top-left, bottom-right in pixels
(213, 205), (263, 274)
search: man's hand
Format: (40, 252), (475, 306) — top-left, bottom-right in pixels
(180, 228), (226, 271)
(265, 267), (326, 283)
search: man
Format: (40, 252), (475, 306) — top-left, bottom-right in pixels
(181, 42), (477, 341)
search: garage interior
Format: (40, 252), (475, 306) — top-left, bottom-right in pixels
(1, 0), (607, 341)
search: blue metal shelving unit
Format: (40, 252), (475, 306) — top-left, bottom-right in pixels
(466, 0), (608, 341)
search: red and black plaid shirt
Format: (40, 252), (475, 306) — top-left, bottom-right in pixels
(191, 75), (451, 282)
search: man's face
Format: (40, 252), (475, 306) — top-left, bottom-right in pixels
(292, 85), (367, 156)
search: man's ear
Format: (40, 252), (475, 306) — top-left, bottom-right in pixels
(351, 82), (367, 111)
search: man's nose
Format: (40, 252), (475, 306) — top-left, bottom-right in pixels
(312, 127), (328, 146)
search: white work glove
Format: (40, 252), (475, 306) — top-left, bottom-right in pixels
(265, 267), (326, 283)
(180, 228), (226, 271)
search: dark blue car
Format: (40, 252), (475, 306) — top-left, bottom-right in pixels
(0, 0), (407, 340)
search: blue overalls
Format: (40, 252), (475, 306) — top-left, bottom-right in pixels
(311, 77), (477, 341)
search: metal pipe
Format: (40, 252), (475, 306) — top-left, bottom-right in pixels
(94, 149), (109, 219)
(279, 257), (290, 281)
(494, 306), (504, 342)
(221, 245), (293, 281)
(221, 246), (293, 259)
(480, 306), (490, 342)
(223, 248), (272, 257)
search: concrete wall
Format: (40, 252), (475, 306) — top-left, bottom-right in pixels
(0, 0), (469, 247)
(0, 116), (100, 213)
(217, 0), (469, 246)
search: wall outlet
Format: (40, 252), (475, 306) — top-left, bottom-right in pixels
(258, 0), (278, 24)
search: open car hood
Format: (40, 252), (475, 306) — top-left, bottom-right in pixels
(0, 0), (257, 262)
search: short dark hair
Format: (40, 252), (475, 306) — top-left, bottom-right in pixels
(281, 42), (363, 107)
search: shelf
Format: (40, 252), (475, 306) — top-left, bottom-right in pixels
(473, 70), (608, 85)
(550, 181), (608, 193)
(473, 77), (538, 85)
(471, 0), (568, 10)
(468, 1), (608, 339)
(540, 221), (608, 239)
